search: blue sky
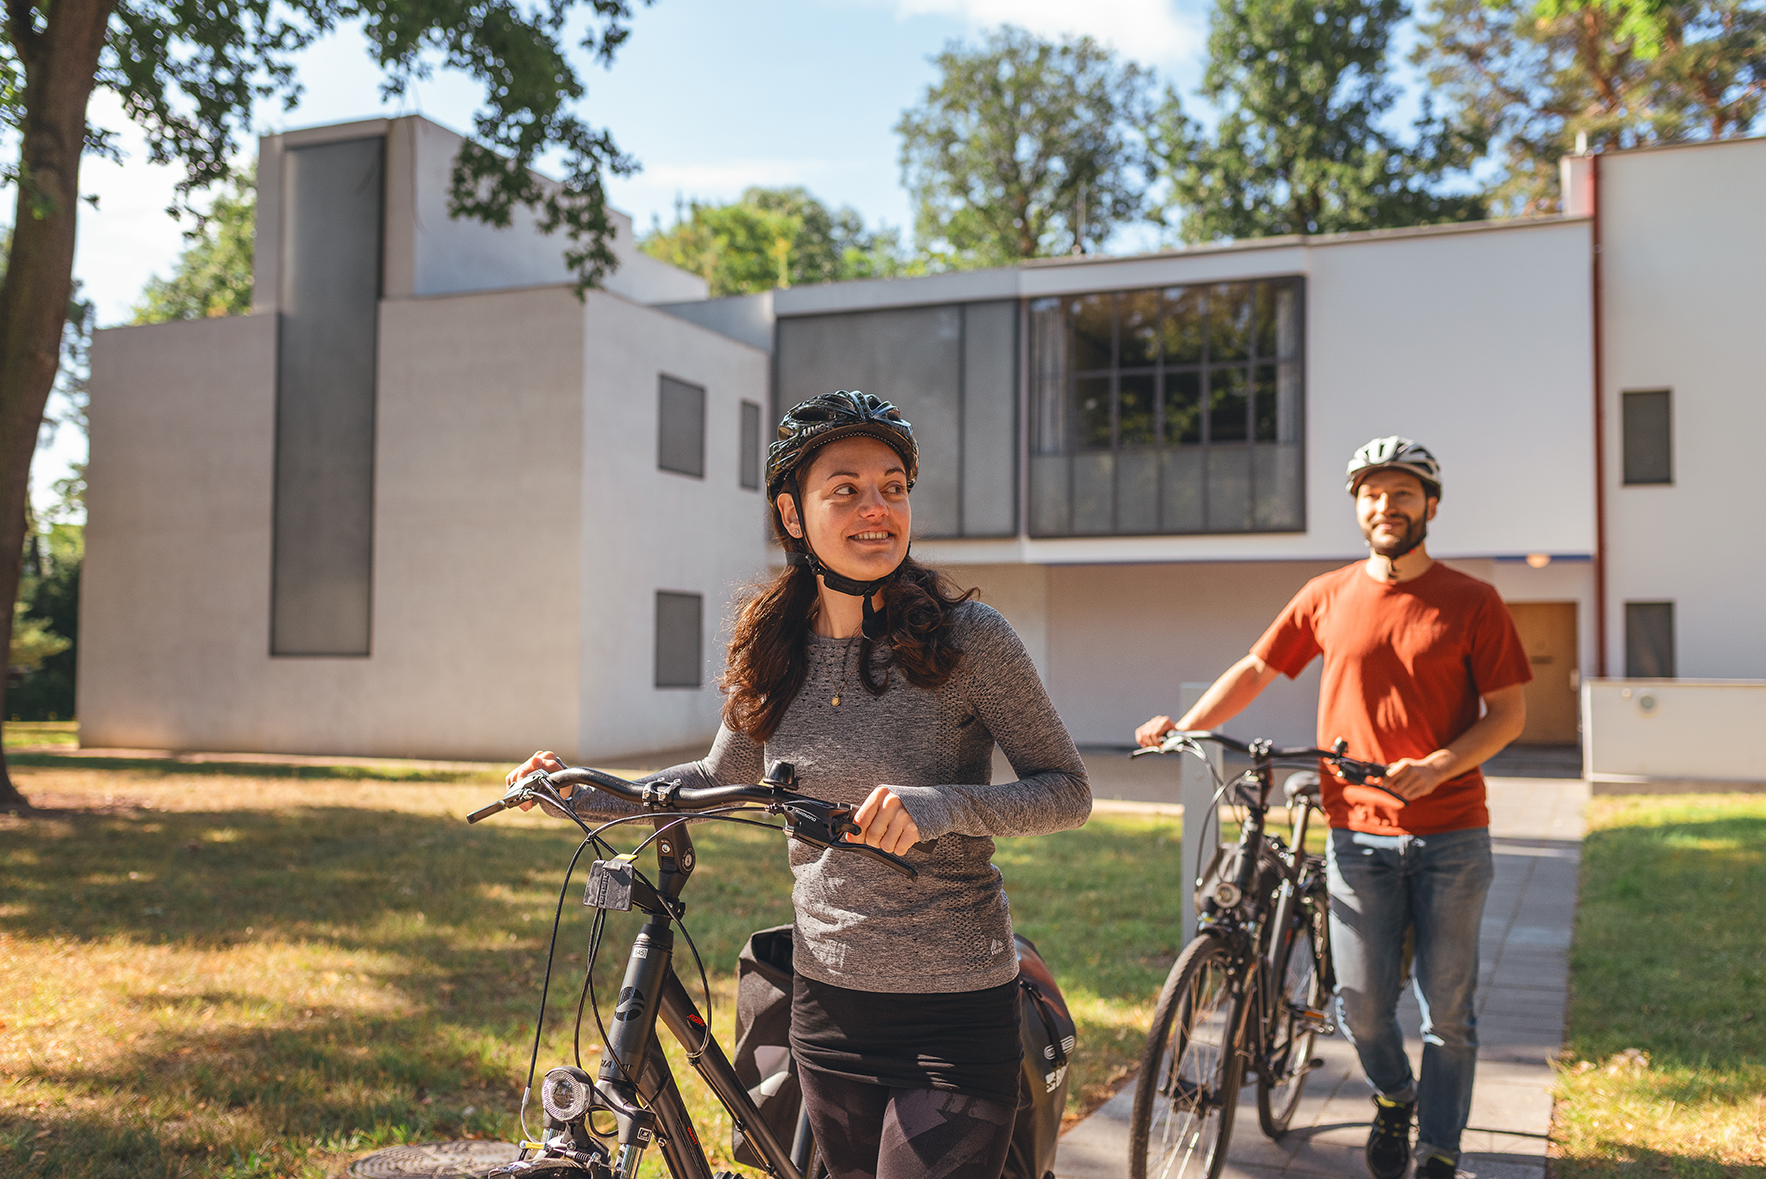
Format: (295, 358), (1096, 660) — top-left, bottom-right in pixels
(41, 0), (1434, 508)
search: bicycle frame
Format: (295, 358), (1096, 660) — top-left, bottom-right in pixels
(568, 820), (808, 1179)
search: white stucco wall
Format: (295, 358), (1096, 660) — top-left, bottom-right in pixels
(1584, 680), (1766, 783)
(1600, 138), (1766, 679)
(575, 295), (774, 759)
(81, 288), (590, 760)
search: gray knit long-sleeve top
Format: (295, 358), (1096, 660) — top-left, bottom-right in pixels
(577, 600), (1091, 995)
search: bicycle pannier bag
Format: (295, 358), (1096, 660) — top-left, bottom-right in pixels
(729, 926), (1076, 1179)
(730, 925), (801, 1168)
(1008, 933), (1075, 1179)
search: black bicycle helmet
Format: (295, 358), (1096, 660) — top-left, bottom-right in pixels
(1345, 436), (1442, 500)
(766, 390), (918, 502)
(766, 390), (918, 639)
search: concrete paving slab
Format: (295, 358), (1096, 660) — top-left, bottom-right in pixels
(1055, 776), (1586, 1178)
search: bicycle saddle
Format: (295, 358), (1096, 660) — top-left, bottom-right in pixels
(1283, 771), (1322, 805)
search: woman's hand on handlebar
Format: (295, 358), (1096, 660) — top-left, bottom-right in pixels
(1135, 715), (1176, 748)
(850, 786), (921, 856)
(508, 750), (573, 810)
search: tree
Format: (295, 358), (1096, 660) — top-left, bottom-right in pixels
(0, 0), (653, 811)
(641, 186), (910, 297)
(1414, 0), (1766, 216)
(1154, 0), (1487, 242)
(10, 513), (79, 722)
(895, 26), (1153, 267)
(132, 169), (255, 323)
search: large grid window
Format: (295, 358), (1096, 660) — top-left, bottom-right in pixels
(1029, 279), (1305, 536)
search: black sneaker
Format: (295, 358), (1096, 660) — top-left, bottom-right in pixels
(1365, 1095), (1415, 1179)
(1417, 1154), (1458, 1179)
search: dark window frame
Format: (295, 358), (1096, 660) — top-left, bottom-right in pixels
(654, 590), (704, 689)
(1620, 388), (1673, 486)
(1624, 600), (1676, 679)
(1028, 277), (1307, 538)
(658, 375), (707, 479)
(739, 399), (762, 491)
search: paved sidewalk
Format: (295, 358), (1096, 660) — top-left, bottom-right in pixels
(1056, 776), (1588, 1179)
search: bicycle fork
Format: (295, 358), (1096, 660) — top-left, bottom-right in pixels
(594, 915), (674, 1178)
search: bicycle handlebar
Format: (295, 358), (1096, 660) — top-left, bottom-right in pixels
(1131, 730), (1409, 804)
(467, 763), (919, 878)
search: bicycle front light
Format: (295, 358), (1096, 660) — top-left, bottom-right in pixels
(541, 1066), (595, 1122)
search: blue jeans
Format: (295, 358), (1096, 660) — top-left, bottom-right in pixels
(1327, 826), (1493, 1163)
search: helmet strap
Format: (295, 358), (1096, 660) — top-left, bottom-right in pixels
(1378, 522), (1429, 581)
(783, 550), (903, 640)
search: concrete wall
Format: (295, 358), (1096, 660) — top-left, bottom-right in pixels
(254, 116), (706, 314)
(1600, 138), (1766, 679)
(576, 295), (774, 759)
(1584, 679), (1766, 784)
(82, 287), (591, 761)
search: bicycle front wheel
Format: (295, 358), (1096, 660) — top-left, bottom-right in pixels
(1257, 895), (1327, 1138)
(1129, 934), (1245, 1179)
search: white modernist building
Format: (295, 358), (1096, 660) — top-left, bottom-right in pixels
(80, 118), (1766, 782)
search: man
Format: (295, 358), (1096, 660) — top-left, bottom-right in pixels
(1135, 437), (1531, 1179)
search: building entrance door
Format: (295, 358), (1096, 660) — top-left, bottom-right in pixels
(1507, 601), (1580, 745)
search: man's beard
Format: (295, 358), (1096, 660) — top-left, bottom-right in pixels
(1364, 513), (1428, 560)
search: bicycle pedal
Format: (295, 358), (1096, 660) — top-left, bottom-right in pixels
(1292, 1005), (1336, 1035)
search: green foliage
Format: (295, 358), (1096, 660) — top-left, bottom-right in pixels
(640, 187), (912, 297)
(9, 521), (80, 721)
(3, 0), (653, 290)
(132, 171), (256, 323)
(1156, 0), (1487, 242)
(1414, 0), (1766, 216)
(895, 25), (1153, 267)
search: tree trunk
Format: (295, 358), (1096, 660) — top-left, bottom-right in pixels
(0, 0), (115, 810)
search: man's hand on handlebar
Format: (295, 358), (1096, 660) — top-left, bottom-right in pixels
(850, 786), (921, 856)
(1380, 755), (1451, 801)
(1135, 715), (1176, 748)
(508, 750), (572, 810)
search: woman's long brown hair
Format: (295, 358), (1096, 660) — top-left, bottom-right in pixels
(721, 551), (979, 744)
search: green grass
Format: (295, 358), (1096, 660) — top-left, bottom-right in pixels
(1555, 794), (1766, 1177)
(4, 721), (78, 748)
(0, 767), (1189, 1178)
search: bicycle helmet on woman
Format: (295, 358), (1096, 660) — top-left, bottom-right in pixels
(1345, 436), (1442, 500)
(766, 390), (919, 638)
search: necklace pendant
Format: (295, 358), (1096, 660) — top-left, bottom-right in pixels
(831, 694), (842, 706)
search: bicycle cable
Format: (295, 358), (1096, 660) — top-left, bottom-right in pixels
(519, 834), (599, 1145)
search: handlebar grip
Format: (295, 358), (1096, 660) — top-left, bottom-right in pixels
(467, 799), (508, 824)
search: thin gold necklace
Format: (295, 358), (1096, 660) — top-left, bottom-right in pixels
(818, 635), (855, 706)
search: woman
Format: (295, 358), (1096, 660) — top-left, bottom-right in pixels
(509, 390), (1090, 1179)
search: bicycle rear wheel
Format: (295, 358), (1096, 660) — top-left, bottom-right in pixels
(1129, 934), (1244, 1179)
(1257, 896), (1326, 1138)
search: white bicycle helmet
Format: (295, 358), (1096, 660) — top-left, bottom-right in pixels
(1345, 436), (1442, 500)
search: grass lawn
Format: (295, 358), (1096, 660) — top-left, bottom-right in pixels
(0, 764), (1190, 1178)
(1554, 794), (1766, 1178)
(4, 721), (79, 748)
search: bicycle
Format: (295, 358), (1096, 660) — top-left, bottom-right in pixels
(465, 759), (916, 1178)
(1125, 731), (1396, 1179)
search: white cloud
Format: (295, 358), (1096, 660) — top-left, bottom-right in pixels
(883, 0), (1205, 68)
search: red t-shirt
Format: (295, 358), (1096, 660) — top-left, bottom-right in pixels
(1251, 562), (1532, 836)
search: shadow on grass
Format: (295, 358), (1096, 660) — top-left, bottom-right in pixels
(5, 752), (494, 782)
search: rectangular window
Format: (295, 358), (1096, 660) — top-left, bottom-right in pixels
(740, 400), (762, 490)
(1029, 278), (1304, 537)
(654, 591), (704, 688)
(1621, 389), (1672, 485)
(272, 135), (385, 657)
(658, 376), (706, 478)
(1624, 601), (1675, 678)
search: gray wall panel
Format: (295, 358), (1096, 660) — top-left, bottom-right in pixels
(776, 307), (962, 538)
(960, 301), (1018, 536)
(273, 135), (384, 655)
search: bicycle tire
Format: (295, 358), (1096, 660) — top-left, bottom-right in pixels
(1129, 933), (1245, 1179)
(1256, 891), (1326, 1138)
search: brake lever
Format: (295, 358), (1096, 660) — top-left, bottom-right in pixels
(778, 799), (919, 879)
